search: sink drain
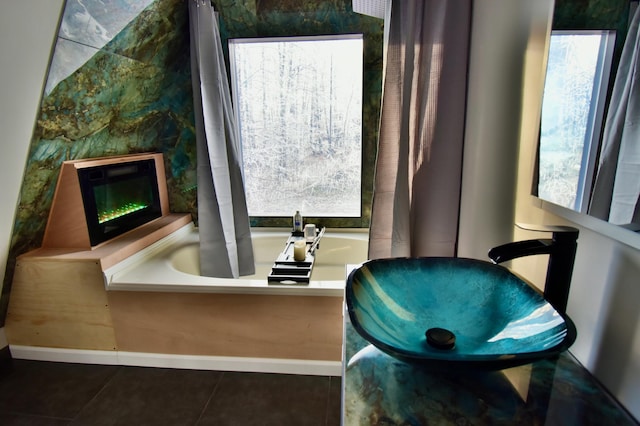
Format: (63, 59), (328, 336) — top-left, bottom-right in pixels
(425, 327), (456, 350)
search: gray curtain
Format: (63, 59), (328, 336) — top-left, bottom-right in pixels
(368, 0), (471, 259)
(589, 6), (640, 226)
(188, 0), (255, 278)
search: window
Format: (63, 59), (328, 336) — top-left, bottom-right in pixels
(229, 35), (363, 219)
(537, 30), (616, 212)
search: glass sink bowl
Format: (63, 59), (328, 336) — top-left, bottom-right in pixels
(345, 257), (577, 370)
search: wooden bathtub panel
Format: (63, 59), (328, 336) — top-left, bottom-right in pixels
(107, 292), (343, 361)
(5, 258), (117, 350)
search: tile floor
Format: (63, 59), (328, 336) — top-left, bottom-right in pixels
(0, 359), (342, 426)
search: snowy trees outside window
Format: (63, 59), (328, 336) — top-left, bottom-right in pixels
(229, 35), (363, 217)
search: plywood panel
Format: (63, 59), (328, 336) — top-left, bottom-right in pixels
(23, 213), (192, 270)
(42, 162), (89, 248)
(108, 292), (343, 361)
(5, 258), (117, 350)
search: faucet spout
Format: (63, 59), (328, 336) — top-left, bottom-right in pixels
(488, 239), (553, 264)
(487, 224), (579, 315)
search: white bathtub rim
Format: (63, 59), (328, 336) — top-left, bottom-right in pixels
(106, 279), (348, 296)
(103, 223), (368, 296)
(104, 221), (197, 281)
(9, 345), (342, 376)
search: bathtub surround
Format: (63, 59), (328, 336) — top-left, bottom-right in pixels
(189, 1), (255, 279)
(5, 149), (362, 367)
(6, 212), (192, 348)
(104, 225), (368, 295)
(7, 258), (344, 373)
(6, 226), (367, 374)
(7, 272), (345, 374)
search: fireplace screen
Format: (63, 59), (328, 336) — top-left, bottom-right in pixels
(78, 159), (162, 245)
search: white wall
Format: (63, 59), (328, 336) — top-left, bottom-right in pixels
(459, 0), (555, 261)
(462, 0), (640, 420)
(459, 1), (541, 258)
(0, 0), (64, 342)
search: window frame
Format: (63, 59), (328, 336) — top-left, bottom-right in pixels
(228, 34), (367, 228)
(536, 29), (617, 213)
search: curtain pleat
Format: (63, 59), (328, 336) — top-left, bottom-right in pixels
(589, 6), (640, 226)
(188, 1), (254, 278)
(368, 0), (472, 259)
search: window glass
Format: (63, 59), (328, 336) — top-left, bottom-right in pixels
(229, 35), (363, 218)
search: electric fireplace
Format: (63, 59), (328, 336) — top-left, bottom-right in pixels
(43, 153), (171, 248)
(77, 159), (163, 246)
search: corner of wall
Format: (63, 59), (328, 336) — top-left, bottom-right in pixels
(459, 0), (555, 260)
(0, 0), (65, 320)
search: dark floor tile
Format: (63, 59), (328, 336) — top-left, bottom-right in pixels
(0, 411), (71, 426)
(0, 360), (119, 419)
(71, 366), (222, 426)
(197, 372), (330, 426)
(0, 346), (13, 378)
(327, 376), (342, 426)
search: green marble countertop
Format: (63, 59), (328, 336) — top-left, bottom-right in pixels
(342, 311), (638, 425)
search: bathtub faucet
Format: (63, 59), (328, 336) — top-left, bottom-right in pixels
(488, 224), (579, 315)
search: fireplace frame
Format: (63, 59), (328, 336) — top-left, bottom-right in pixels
(43, 153), (170, 249)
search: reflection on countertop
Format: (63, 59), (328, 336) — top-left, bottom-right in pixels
(342, 314), (638, 425)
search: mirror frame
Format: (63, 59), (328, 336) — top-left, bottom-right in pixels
(531, 0), (640, 250)
(535, 196), (640, 250)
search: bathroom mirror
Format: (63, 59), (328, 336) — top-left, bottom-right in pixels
(532, 1), (640, 243)
(535, 30), (616, 214)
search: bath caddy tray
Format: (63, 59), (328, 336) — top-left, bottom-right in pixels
(267, 229), (324, 284)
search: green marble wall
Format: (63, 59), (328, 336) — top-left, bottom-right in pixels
(1, 0), (383, 324)
(553, 0), (630, 80)
(553, 0), (629, 30)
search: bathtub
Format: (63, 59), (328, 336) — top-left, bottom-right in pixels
(104, 223), (369, 296)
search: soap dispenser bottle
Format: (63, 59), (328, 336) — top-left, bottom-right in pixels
(293, 210), (303, 233)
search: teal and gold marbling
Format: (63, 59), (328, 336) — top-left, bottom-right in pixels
(343, 317), (638, 425)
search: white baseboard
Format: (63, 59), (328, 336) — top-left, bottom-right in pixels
(9, 345), (342, 376)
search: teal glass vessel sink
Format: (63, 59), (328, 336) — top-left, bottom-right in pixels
(346, 257), (577, 370)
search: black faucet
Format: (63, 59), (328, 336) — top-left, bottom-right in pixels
(487, 224), (579, 315)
